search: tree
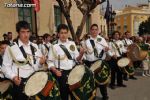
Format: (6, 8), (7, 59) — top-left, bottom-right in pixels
(138, 17), (150, 36)
(56, 0), (106, 40)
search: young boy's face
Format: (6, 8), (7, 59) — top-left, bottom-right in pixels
(58, 29), (69, 42)
(18, 28), (30, 43)
(0, 44), (7, 55)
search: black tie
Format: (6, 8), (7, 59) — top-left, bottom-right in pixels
(90, 40), (99, 58)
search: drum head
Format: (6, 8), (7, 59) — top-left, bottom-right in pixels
(127, 44), (141, 61)
(0, 80), (12, 94)
(90, 60), (102, 72)
(68, 65), (85, 85)
(25, 71), (48, 96)
(117, 58), (130, 68)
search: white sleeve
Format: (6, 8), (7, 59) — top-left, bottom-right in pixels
(1, 47), (16, 80)
(72, 43), (80, 60)
(121, 41), (127, 53)
(47, 46), (55, 69)
(108, 42), (114, 57)
(101, 38), (109, 47)
(33, 45), (43, 70)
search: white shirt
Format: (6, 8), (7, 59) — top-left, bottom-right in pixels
(108, 40), (126, 57)
(0, 66), (4, 78)
(2, 39), (42, 80)
(84, 35), (109, 61)
(47, 39), (79, 70)
(39, 42), (52, 56)
(122, 38), (133, 53)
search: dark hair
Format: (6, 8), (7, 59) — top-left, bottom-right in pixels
(124, 31), (130, 35)
(112, 31), (120, 37)
(90, 24), (98, 29)
(7, 32), (12, 34)
(57, 24), (68, 33)
(0, 40), (10, 46)
(16, 21), (30, 33)
(3, 33), (7, 37)
(43, 33), (50, 39)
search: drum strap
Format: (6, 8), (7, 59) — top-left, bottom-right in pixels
(16, 40), (36, 64)
(124, 39), (128, 46)
(112, 42), (122, 56)
(30, 45), (36, 64)
(44, 44), (49, 51)
(59, 44), (73, 60)
(90, 40), (104, 58)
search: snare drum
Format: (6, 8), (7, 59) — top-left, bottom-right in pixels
(117, 57), (134, 75)
(24, 71), (60, 99)
(127, 44), (141, 61)
(0, 80), (13, 99)
(90, 60), (110, 85)
(117, 57), (131, 68)
(68, 65), (96, 100)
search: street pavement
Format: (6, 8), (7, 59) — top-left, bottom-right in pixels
(96, 68), (150, 100)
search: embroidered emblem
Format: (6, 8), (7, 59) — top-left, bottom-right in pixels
(97, 38), (102, 42)
(69, 45), (75, 51)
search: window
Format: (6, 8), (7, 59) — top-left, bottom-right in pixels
(86, 14), (91, 33)
(54, 6), (63, 28)
(17, 0), (33, 30)
(124, 25), (127, 32)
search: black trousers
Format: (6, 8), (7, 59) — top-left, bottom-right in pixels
(108, 58), (123, 85)
(54, 70), (73, 100)
(12, 78), (28, 100)
(84, 60), (108, 98)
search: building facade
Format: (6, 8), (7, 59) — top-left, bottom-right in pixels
(114, 3), (150, 36)
(0, 0), (107, 40)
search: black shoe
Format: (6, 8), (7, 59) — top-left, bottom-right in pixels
(123, 77), (128, 81)
(117, 84), (127, 87)
(102, 96), (109, 100)
(109, 84), (115, 89)
(129, 76), (137, 80)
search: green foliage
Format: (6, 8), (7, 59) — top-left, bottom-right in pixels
(138, 17), (150, 36)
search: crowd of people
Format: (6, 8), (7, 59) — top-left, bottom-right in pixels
(0, 21), (150, 100)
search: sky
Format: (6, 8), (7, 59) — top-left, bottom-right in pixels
(102, 0), (148, 10)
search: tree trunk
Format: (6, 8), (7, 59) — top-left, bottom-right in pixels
(56, 0), (76, 40)
(76, 13), (88, 40)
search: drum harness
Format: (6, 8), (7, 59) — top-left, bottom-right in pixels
(111, 41), (122, 57)
(8, 40), (37, 72)
(88, 39), (108, 71)
(59, 44), (79, 69)
(90, 40), (104, 59)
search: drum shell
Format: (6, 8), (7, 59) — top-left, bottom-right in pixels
(69, 66), (96, 100)
(24, 71), (61, 99)
(127, 44), (141, 61)
(93, 61), (110, 86)
(37, 72), (61, 99)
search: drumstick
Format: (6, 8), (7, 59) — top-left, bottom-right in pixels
(17, 68), (19, 80)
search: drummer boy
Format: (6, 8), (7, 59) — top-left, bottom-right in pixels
(2, 21), (46, 100)
(47, 24), (84, 100)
